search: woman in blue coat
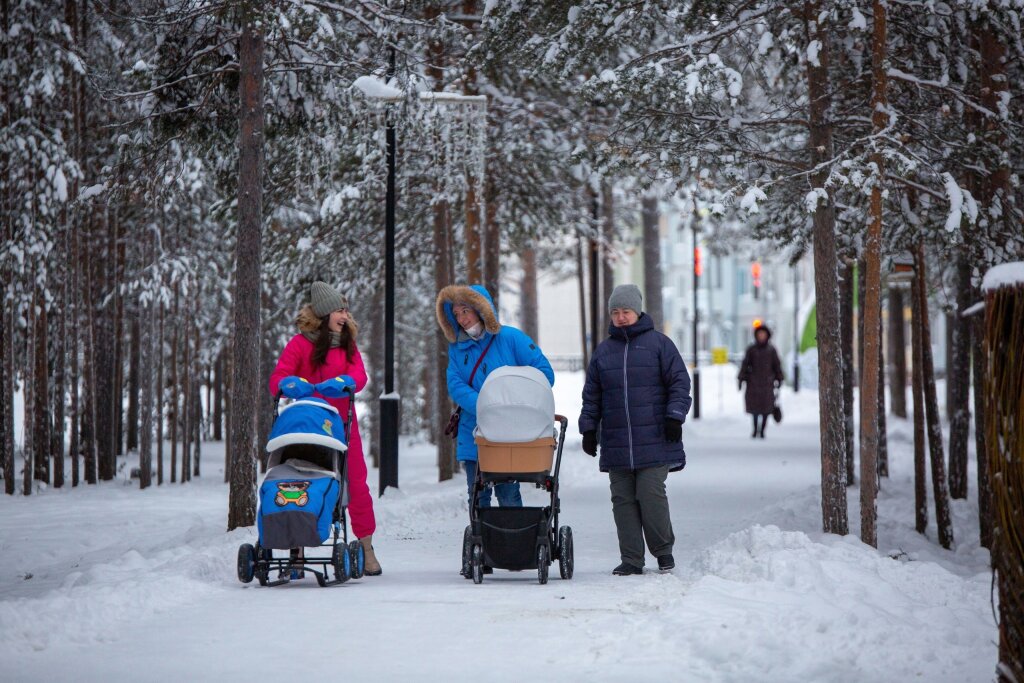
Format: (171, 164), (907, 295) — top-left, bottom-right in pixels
(580, 284), (692, 575)
(435, 284), (554, 507)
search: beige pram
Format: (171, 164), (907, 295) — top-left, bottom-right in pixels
(460, 366), (574, 585)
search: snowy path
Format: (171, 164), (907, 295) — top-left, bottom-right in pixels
(1, 370), (997, 681)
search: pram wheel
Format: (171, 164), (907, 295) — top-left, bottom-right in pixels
(237, 544), (256, 584)
(537, 545), (549, 585)
(471, 544), (484, 584)
(558, 526), (574, 580)
(348, 540), (364, 579)
(254, 544), (270, 586)
(461, 526), (473, 579)
(332, 543), (351, 583)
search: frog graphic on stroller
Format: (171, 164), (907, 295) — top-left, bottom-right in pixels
(237, 376), (364, 587)
(461, 366), (574, 584)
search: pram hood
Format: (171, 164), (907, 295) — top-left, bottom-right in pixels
(475, 366), (555, 443)
(266, 397), (347, 455)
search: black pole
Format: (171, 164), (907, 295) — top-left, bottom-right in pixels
(692, 205), (701, 420)
(589, 190), (600, 355)
(379, 48), (400, 496)
(793, 265), (801, 392)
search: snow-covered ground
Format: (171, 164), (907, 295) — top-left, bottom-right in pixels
(0, 366), (997, 681)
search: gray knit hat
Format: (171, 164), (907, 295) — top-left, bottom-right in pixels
(310, 281), (349, 318)
(608, 284), (642, 314)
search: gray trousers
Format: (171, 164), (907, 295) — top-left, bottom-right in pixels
(609, 465), (675, 567)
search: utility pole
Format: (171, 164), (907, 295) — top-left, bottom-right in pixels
(379, 46), (400, 496)
(794, 265), (801, 392)
(692, 200), (701, 419)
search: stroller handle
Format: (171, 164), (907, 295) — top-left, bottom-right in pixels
(553, 415), (569, 483)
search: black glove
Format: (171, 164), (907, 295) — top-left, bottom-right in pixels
(582, 430), (597, 457)
(738, 380), (744, 391)
(664, 418), (682, 443)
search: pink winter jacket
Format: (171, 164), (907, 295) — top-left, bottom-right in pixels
(268, 334), (368, 429)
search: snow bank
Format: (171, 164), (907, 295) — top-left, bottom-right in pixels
(681, 525), (994, 682)
(982, 261), (1024, 292)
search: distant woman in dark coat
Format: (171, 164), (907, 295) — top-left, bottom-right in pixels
(580, 284), (692, 576)
(738, 323), (784, 439)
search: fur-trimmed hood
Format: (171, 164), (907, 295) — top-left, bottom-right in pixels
(295, 304), (358, 338)
(435, 285), (500, 343)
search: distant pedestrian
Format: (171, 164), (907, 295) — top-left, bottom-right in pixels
(580, 284), (692, 576)
(738, 323), (784, 439)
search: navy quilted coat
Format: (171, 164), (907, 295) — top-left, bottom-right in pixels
(579, 313), (692, 472)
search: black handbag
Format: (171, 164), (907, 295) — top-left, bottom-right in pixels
(443, 336), (495, 439)
(772, 388), (782, 423)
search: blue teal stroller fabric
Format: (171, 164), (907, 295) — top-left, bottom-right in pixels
(258, 398), (348, 549)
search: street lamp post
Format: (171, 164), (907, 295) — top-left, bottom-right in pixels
(793, 265), (801, 392)
(692, 204), (701, 420)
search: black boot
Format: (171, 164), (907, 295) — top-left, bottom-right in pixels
(612, 561), (644, 576)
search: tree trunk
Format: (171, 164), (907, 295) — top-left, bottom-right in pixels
(947, 254), (971, 499)
(877, 309), (888, 478)
(95, 208), (115, 481)
(434, 194), (456, 481)
(840, 258), (856, 486)
(182, 313), (191, 483)
(972, 309), (992, 549)
(213, 349), (223, 441)
(484, 171), (500, 313)
(51, 278), (66, 489)
(888, 287), (907, 418)
(228, 17), (264, 531)
(858, 0), (887, 546)
(601, 181), (614, 335)
(576, 233), (589, 369)
(914, 243), (953, 549)
(223, 339), (231, 484)
(127, 309), (140, 452)
(33, 290), (51, 483)
(113, 215), (124, 457)
(0, 263), (12, 494)
(641, 194), (663, 330)
(139, 293), (153, 490)
(169, 289), (178, 484)
(156, 306), (164, 485)
(81, 218), (97, 485)
(257, 334), (274, 474)
(520, 247), (539, 342)
(804, 0), (848, 534)
(910, 279), (928, 534)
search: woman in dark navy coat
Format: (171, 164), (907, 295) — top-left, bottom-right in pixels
(579, 284), (692, 575)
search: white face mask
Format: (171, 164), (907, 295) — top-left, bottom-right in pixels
(465, 321), (484, 339)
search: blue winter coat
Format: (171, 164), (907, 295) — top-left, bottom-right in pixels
(437, 285), (555, 462)
(579, 313), (692, 471)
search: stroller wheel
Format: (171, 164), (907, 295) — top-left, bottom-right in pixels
(237, 544), (256, 584)
(254, 544), (271, 586)
(332, 543), (351, 583)
(558, 526), (574, 580)
(348, 540), (365, 579)
(461, 526), (473, 579)
(537, 544), (549, 585)
(471, 544), (484, 584)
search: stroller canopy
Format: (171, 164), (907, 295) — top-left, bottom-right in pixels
(266, 398), (347, 455)
(475, 366), (554, 443)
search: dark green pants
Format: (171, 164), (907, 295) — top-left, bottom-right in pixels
(609, 465), (675, 567)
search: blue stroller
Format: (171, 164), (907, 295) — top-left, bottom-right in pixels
(237, 376), (365, 587)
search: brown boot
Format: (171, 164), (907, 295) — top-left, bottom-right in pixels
(360, 536), (382, 576)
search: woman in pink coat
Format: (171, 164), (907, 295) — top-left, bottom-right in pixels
(268, 281), (381, 575)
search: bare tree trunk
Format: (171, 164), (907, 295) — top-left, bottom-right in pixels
(484, 172), (500, 313)
(434, 198), (456, 481)
(804, 0), (848, 534)
(213, 349), (223, 441)
(228, 16), (264, 530)
(156, 306), (164, 485)
(113, 215), (124, 457)
(914, 243), (953, 549)
(576, 233), (589, 369)
(33, 290), (51, 483)
(0, 270), (12, 494)
(170, 288), (178, 484)
(641, 193), (663, 330)
(127, 309), (140, 452)
(223, 339), (231, 484)
(139, 291), (153, 490)
(81, 218), (97, 485)
(858, 0), (888, 546)
(840, 258), (856, 486)
(182, 313), (191, 483)
(601, 181), (614, 334)
(947, 254), (971, 499)
(520, 246), (539, 341)
(972, 309), (992, 549)
(910, 277), (928, 535)
(888, 287), (907, 418)
(51, 276), (66, 488)
(95, 208), (115, 481)
(877, 309), (888, 478)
